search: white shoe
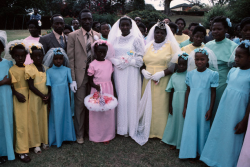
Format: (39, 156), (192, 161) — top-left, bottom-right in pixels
(77, 138), (84, 144)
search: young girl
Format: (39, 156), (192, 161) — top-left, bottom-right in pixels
(161, 52), (188, 150)
(43, 48), (76, 147)
(200, 40), (250, 167)
(205, 16), (238, 124)
(8, 41), (31, 162)
(0, 31), (15, 164)
(181, 26), (206, 54)
(179, 48), (219, 161)
(175, 18), (189, 44)
(25, 42), (49, 153)
(88, 40), (115, 144)
(100, 22), (110, 41)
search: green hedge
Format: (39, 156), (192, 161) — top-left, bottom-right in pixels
(127, 10), (167, 26)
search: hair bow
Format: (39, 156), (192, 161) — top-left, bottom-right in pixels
(178, 52), (189, 60)
(53, 48), (63, 55)
(194, 48), (208, 56)
(226, 18), (232, 27)
(240, 40), (250, 48)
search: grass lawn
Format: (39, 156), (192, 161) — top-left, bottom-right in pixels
(3, 135), (207, 167)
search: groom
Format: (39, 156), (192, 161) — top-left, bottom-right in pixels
(67, 9), (101, 144)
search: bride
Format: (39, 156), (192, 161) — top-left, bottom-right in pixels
(107, 16), (145, 137)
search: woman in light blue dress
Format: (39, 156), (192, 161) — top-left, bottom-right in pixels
(0, 31), (15, 163)
(44, 48), (76, 147)
(205, 16), (238, 124)
(200, 41), (250, 167)
(179, 48), (219, 160)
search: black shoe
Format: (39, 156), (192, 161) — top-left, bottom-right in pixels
(0, 157), (6, 165)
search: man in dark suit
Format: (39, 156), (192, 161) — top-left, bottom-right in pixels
(39, 14), (67, 54)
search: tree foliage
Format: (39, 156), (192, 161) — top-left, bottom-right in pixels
(145, 4), (156, 11)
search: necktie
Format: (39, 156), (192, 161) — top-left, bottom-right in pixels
(59, 35), (65, 49)
(86, 32), (92, 64)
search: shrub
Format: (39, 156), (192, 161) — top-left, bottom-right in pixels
(189, 5), (201, 12)
(127, 10), (167, 27)
(92, 14), (119, 26)
(229, 0), (250, 23)
(202, 5), (233, 28)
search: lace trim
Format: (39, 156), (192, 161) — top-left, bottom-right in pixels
(152, 40), (167, 53)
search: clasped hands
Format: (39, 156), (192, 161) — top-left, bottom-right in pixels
(142, 69), (165, 83)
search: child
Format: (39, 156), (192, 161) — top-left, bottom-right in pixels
(175, 18), (189, 44)
(161, 52), (188, 150)
(100, 22), (110, 41)
(25, 42), (49, 153)
(179, 48), (219, 161)
(0, 31), (15, 164)
(43, 48), (76, 147)
(181, 26), (206, 54)
(88, 40), (115, 144)
(8, 40), (31, 162)
(205, 16), (238, 124)
(200, 40), (250, 167)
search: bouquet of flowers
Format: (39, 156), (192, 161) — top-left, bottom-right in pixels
(84, 85), (118, 112)
(120, 50), (135, 64)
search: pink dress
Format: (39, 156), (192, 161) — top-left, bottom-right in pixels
(23, 36), (40, 65)
(237, 113), (250, 167)
(87, 59), (115, 142)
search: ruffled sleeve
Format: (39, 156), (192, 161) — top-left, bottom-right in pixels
(87, 63), (95, 76)
(9, 69), (17, 84)
(211, 71), (219, 87)
(67, 68), (73, 84)
(185, 72), (190, 86)
(165, 75), (174, 92)
(226, 68), (236, 84)
(46, 70), (51, 86)
(8, 60), (13, 68)
(25, 64), (36, 80)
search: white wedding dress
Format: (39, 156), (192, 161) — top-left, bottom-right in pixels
(111, 33), (144, 136)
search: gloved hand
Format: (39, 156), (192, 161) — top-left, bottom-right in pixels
(151, 71), (165, 82)
(70, 81), (77, 93)
(142, 69), (152, 80)
(129, 59), (136, 67)
(111, 58), (121, 66)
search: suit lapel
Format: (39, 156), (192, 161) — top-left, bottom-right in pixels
(50, 33), (60, 48)
(77, 29), (87, 55)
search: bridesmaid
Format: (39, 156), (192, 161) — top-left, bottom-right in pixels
(205, 16), (238, 124)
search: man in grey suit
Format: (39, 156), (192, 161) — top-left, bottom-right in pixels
(68, 9), (101, 144)
(39, 14), (67, 54)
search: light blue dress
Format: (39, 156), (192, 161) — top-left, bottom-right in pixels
(46, 65), (76, 147)
(205, 38), (238, 124)
(179, 68), (219, 159)
(200, 68), (250, 167)
(180, 39), (192, 48)
(0, 59), (15, 160)
(162, 71), (187, 149)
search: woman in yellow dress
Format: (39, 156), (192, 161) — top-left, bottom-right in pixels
(25, 43), (49, 153)
(141, 21), (181, 139)
(181, 26), (206, 54)
(175, 18), (189, 44)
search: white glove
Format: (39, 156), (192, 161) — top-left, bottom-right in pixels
(142, 69), (152, 80)
(111, 58), (121, 66)
(151, 71), (165, 82)
(129, 59), (136, 67)
(70, 81), (77, 93)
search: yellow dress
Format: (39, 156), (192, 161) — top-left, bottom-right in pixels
(181, 43), (205, 54)
(142, 43), (173, 139)
(25, 64), (48, 147)
(9, 65), (29, 154)
(175, 34), (190, 44)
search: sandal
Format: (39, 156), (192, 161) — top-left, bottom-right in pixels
(34, 147), (42, 154)
(42, 144), (49, 150)
(18, 154), (31, 163)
